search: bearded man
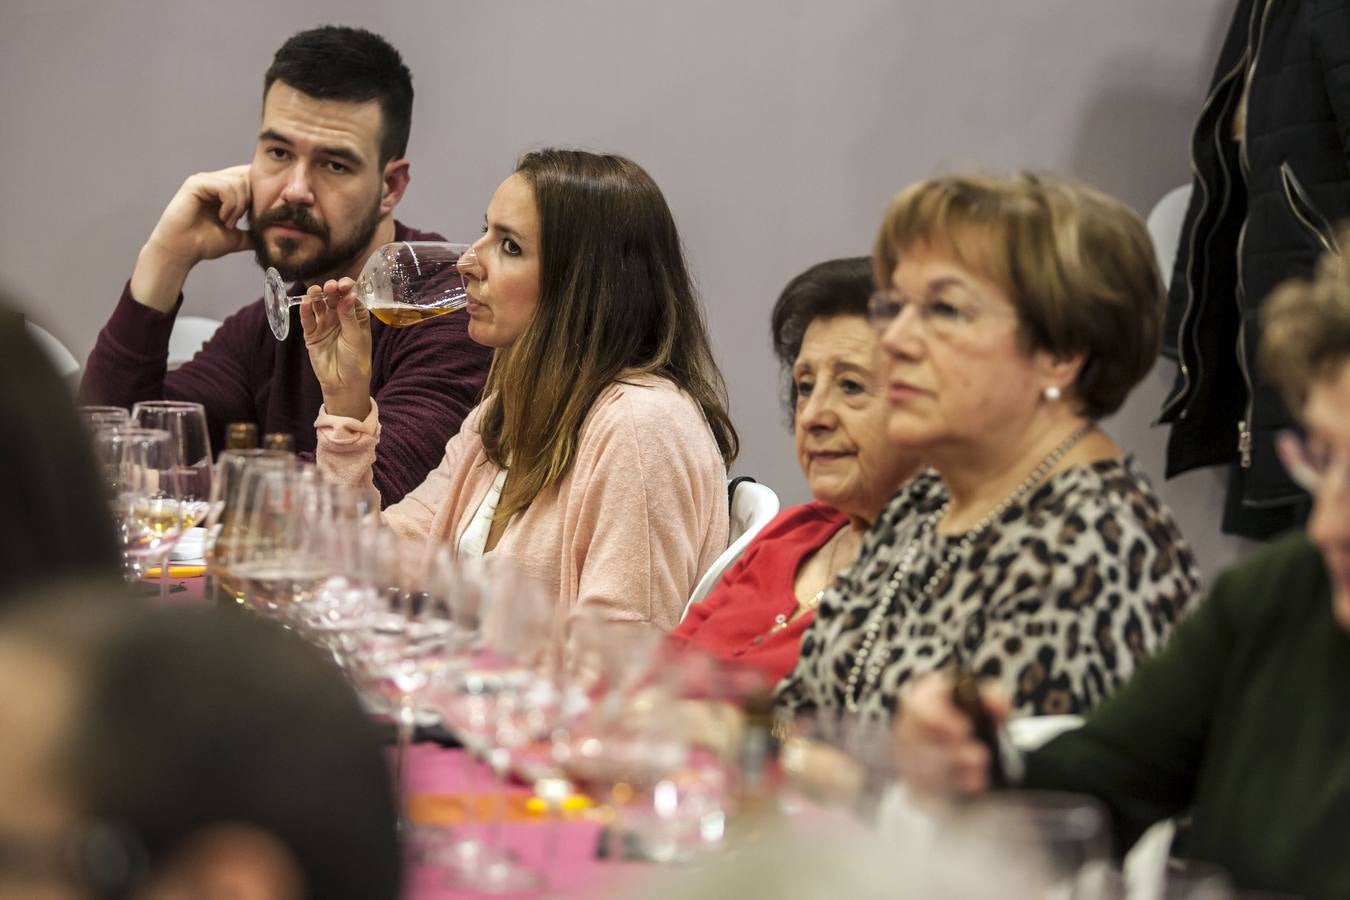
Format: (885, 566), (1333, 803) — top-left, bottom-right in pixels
(79, 25), (491, 503)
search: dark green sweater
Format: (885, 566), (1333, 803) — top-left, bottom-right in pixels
(1024, 532), (1350, 899)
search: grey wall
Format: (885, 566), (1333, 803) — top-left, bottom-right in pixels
(0, 0), (1249, 576)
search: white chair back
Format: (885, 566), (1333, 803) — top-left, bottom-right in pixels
(680, 479), (780, 620)
(1146, 184), (1192, 291)
(1006, 714), (1082, 751)
(25, 321), (79, 378)
(168, 315), (223, 368)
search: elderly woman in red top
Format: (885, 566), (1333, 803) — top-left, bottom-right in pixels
(670, 258), (919, 682)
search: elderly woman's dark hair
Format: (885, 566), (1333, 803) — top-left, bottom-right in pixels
(4, 597), (402, 898)
(1261, 234), (1350, 412)
(873, 172), (1163, 419)
(478, 148), (739, 522)
(769, 257), (874, 422)
(0, 302), (120, 598)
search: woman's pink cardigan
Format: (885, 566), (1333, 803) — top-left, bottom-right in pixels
(315, 374), (729, 631)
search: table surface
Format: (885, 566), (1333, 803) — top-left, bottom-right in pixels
(162, 577), (651, 898)
(403, 742), (652, 899)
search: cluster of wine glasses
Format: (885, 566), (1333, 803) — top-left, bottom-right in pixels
(80, 401), (214, 602)
(413, 559), (563, 892)
(79, 405), (1229, 898)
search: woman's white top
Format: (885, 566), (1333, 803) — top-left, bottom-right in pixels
(457, 467), (508, 559)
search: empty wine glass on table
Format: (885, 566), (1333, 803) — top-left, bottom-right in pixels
(553, 622), (716, 866)
(273, 480), (383, 659)
(207, 452), (297, 608)
(263, 241), (471, 340)
(92, 427), (185, 591)
(350, 538), (464, 818)
(130, 401), (213, 524)
(429, 561), (559, 893)
(76, 405), (130, 434)
(225, 461), (346, 621)
(131, 401), (213, 595)
(938, 791), (1113, 898)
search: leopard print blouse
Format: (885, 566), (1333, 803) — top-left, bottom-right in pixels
(774, 457), (1201, 724)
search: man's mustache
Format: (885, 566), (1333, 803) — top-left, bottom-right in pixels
(252, 204), (329, 240)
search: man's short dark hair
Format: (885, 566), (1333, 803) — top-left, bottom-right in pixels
(264, 25), (414, 165)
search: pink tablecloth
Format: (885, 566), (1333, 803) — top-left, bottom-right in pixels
(166, 578), (670, 897)
(402, 743), (645, 899)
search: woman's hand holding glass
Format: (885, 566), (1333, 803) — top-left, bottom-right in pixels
(299, 278), (373, 421)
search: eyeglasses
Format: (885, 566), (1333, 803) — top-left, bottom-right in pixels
(867, 289), (1015, 341)
(1276, 429), (1350, 496)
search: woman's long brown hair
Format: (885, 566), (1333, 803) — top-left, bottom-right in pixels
(478, 149), (738, 522)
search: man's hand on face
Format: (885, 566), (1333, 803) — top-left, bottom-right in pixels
(130, 164), (257, 313)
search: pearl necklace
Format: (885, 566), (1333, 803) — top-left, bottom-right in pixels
(842, 424), (1092, 713)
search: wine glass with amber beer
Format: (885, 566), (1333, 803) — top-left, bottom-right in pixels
(263, 241), (472, 340)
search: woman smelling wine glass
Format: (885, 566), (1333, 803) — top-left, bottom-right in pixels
(302, 149), (737, 633)
(777, 172), (1201, 725)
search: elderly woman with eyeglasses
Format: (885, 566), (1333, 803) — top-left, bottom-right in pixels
(889, 238), (1350, 899)
(775, 173), (1201, 725)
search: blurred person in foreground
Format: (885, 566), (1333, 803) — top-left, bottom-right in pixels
(304, 149), (737, 633)
(0, 301), (120, 598)
(776, 173), (1200, 725)
(0, 595), (398, 899)
(892, 239), (1350, 898)
(78, 25), (491, 502)
(670, 258), (918, 682)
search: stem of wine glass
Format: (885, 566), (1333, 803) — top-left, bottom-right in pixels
(121, 553), (140, 585)
(488, 745), (511, 863)
(158, 547), (171, 604)
(537, 775), (571, 891)
(394, 692), (416, 836)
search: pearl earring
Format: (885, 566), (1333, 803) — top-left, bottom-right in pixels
(1043, 385), (1062, 402)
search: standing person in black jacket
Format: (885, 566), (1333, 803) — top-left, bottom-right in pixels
(1160, 0), (1350, 539)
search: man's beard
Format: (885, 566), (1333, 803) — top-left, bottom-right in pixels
(250, 200), (383, 284)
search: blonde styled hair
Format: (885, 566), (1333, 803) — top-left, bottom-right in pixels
(1261, 236), (1350, 413)
(872, 172), (1163, 419)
